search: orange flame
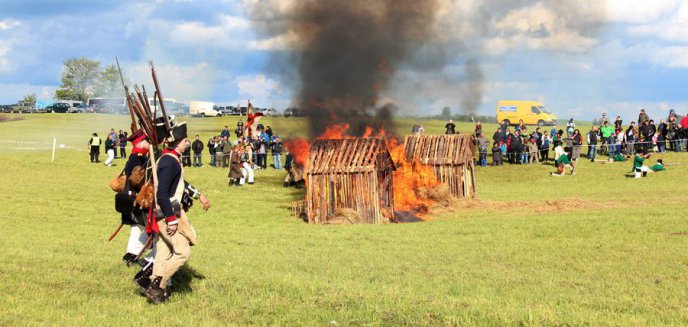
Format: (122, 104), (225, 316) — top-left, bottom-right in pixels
(287, 123), (440, 221)
(389, 143), (439, 214)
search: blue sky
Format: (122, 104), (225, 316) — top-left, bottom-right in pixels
(0, 0), (686, 121)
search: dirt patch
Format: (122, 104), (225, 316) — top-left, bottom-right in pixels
(0, 115), (24, 123)
(448, 198), (614, 215)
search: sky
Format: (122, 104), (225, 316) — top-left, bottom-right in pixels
(0, 0), (686, 121)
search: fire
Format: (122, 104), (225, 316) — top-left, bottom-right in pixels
(388, 143), (440, 215)
(285, 123), (440, 221)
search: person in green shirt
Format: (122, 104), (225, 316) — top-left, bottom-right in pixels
(551, 148), (575, 177)
(650, 159), (665, 172)
(632, 151), (651, 178)
(600, 121), (614, 155)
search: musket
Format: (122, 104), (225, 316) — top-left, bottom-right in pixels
(116, 57), (137, 134)
(107, 223), (124, 241)
(149, 61), (170, 129)
(129, 94), (156, 146)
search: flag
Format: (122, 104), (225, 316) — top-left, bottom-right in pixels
(244, 100), (263, 138)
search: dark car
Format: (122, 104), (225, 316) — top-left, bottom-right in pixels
(46, 103), (71, 113)
(284, 107), (303, 118)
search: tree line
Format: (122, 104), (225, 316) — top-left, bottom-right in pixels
(54, 57), (127, 102)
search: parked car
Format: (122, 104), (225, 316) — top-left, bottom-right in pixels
(0, 105), (13, 113)
(264, 108), (278, 116)
(284, 107), (303, 117)
(46, 103), (71, 113)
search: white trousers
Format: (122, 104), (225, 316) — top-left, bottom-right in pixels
(105, 149), (115, 165)
(126, 225), (155, 262)
(240, 162), (254, 184)
(634, 166), (649, 178)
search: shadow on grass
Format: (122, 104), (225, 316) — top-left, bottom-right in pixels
(170, 265), (206, 294)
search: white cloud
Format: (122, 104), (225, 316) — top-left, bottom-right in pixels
(627, 1), (688, 43)
(127, 62), (217, 104)
(235, 74), (281, 100)
(604, 0), (681, 24)
(486, 2), (600, 55)
(164, 15), (250, 48)
(0, 19), (20, 30)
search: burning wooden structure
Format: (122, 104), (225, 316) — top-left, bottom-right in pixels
(404, 134), (477, 198)
(305, 138), (395, 224)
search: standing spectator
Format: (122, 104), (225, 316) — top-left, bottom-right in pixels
(256, 133), (268, 169)
(516, 119), (526, 133)
(104, 136), (115, 167)
(600, 121), (614, 155)
(614, 116), (623, 130)
(599, 112), (608, 126)
(625, 122), (637, 155)
(587, 126), (598, 162)
(182, 144), (192, 167)
(192, 135), (204, 167)
(234, 121), (244, 138)
(528, 138), (539, 164)
(476, 132), (489, 167)
(221, 136), (232, 167)
(208, 137), (217, 167)
(639, 120), (652, 152)
(119, 131), (128, 158)
(445, 120), (456, 134)
(88, 132), (101, 163)
(540, 131), (551, 162)
(638, 108), (649, 126)
(570, 129), (583, 160)
(417, 124), (425, 135)
(271, 135), (283, 169)
(474, 121), (483, 137)
(647, 119), (657, 151)
(220, 126), (230, 139)
(265, 126), (274, 140)
(566, 118), (575, 137)
(214, 136), (223, 166)
(411, 124), (420, 135)
(657, 119), (667, 153)
(491, 143), (503, 166)
(492, 127), (504, 145)
(667, 122), (677, 152)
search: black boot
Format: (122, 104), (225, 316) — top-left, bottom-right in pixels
(133, 262), (154, 290)
(145, 276), (167, 304)
(283, 181), (289, 188)
(122, 253), (138, 267)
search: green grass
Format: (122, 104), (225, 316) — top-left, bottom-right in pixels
(1, 113), (688, 326)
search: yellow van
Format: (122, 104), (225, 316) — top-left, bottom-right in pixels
(496, 100), (557, 126)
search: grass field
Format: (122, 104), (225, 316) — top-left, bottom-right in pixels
(1, 113), (688, 326)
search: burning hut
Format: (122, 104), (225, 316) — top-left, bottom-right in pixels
(305, 138), (395, 224)
(404, 134), (477, 198)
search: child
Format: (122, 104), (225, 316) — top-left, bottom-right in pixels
(528, 138), (539, 164)
(492, 143), (503, 166)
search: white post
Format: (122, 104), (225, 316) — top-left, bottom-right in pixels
(51, 138), (56, 161)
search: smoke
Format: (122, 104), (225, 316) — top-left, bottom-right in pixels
(461, 59), (484, 115)
(250, 0), (442, 136)
(248, 0), (607, 133)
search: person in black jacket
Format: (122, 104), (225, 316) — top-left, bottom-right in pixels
(445, 120), (456, 134)
(191, 135), (204, 167)
(207, 137), (216, 166)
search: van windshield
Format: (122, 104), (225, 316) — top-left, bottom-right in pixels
(538, 106), (551, 114)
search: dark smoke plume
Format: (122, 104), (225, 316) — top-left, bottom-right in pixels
(250, 0), (607, 133)
(251, 0), (441, 136)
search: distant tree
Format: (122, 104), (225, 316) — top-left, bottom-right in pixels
(591, 118), (598, 126)
(94, 64), (124, 98)
(21, 93), (36, 106)
(54, 57), (101, 102)
(441, 106), (451, 119)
